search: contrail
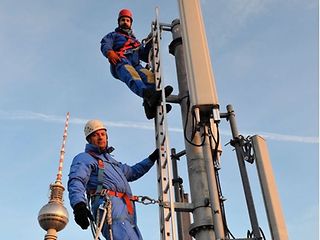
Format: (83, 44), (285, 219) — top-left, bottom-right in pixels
(0, 110), (318, 144)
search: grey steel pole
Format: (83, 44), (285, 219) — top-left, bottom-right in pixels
(201, 125), (225, 239)
(171, 148), (183, 240)
(169, 19), (216, 240)
(171, 148), (192, 240)
(226, 105), (262, 238)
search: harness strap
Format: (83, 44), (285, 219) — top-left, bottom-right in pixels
(88, 152), (104, 195)
(87, 151), (138, 215)
(89, 189), (138, 215)
(115, 32), (141, 58)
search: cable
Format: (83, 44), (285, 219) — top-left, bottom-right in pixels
(246, 227), (266, 240)
(183, 96), (206, 147)
(87, 197), (101, 240)
(187, 98), (207, 146)
(259, 227), (267, 240)
(208, 122), (238, 239)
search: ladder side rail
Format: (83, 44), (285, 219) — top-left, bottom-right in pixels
(152, 20), (171, 240)
(152, 7), (177, 240)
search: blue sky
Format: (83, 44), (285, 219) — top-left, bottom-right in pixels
(0, 0), (318, 239)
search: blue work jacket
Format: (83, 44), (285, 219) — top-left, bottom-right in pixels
(68, 144), (154, 239)
(100, 27), (151, 67)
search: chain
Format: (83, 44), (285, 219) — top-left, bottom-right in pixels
(136, 195), (160, 205)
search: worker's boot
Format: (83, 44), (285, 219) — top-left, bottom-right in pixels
(143, 88), (161, 108)
(143, 85), (173, 108)
(165, 104), (172, 113)
(143, 101), (172, 120)
(143, 99), (156, 120)
(164, 85), (173, 98)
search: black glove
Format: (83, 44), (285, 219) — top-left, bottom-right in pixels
(148, 149), (159, 162)
(73, 202), (92, 229)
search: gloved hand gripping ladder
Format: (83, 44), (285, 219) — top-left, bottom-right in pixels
(150, 8), (177, 240)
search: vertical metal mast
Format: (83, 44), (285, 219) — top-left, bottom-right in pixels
(38, 112), (70, 240)
(176, 0), (225, 239)
(151, 8), (177, 240)
(169, 19), (217, 240)
(226, 105), (262, 238)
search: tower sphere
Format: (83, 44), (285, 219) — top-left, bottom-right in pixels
(38, 202), (69, 232)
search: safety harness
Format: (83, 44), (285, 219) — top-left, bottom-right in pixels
(87, 151), (138, 215)
(115, 32), (141, 58)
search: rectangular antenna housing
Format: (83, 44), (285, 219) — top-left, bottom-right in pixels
(252, 135), (288, 240)
(177, 0), (219, 108)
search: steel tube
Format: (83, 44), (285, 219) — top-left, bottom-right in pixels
(170, 19), (215, 240)
(226, 105), (261, 238)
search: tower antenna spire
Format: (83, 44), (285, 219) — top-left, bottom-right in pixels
(56, 112), (70, 184)
(38, 112), (70, 240)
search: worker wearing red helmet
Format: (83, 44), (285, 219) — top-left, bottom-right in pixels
(100, 9), (173, 119)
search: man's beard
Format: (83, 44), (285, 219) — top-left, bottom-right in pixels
(120, 23), (131, 30)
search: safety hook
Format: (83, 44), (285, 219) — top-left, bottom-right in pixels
(137, 196), (159, 205)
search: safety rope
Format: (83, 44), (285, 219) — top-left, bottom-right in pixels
(94, 195), (113, 240)
(88, 194), (159, 240)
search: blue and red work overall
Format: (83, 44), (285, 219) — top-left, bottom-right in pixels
(68, 143), (155, 240)
(100, 27), (154, 98)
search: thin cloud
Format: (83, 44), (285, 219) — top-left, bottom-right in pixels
(242, 131), (319, 144)
(0, 110), (318, 144)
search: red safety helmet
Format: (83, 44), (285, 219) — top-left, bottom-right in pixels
(118, 9), (133, 23)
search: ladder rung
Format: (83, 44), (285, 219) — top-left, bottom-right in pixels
(156, 131), (163, 142)
(156, 81), (161, 89)
(161, 157), (168, 168)
(160, 114), (165, 125)
(161, 135), (166, 146)
(163, 181), (169, 194)
(165, 211), (172, 221)
(155, 51), (159, 59)
(154, 36), (159, 42)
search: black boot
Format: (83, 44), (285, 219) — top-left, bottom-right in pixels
(143, 101), (172, 120)
(143, 99), (157, 120)
(143, 88), (162, 108)
(143, 86), (173, 108)
(164, 85), (173, 98)
(165, 104), (172, 113)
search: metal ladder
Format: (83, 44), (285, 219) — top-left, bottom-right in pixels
(150, 8), (177, 240)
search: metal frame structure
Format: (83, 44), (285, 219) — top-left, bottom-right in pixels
(38, 2), (288, 240)
(151, 8), (177, 240)
(150, 0), (288, 238)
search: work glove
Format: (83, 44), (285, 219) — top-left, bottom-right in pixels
(73, 202), (92, 230)
(106, 50), (120, 65)
(148, 148), (159, 162)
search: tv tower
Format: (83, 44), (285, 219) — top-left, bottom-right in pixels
(38, 112), (70, 240)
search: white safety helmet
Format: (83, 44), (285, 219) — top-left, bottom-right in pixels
(84, 119), (107, 138)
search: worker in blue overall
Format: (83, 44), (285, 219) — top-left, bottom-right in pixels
(100, 9), (173, 119)
(68, 119), (159, 240)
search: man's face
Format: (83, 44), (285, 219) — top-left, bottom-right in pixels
(89, 129), (108, 151)
(119, 16), (132, 29)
